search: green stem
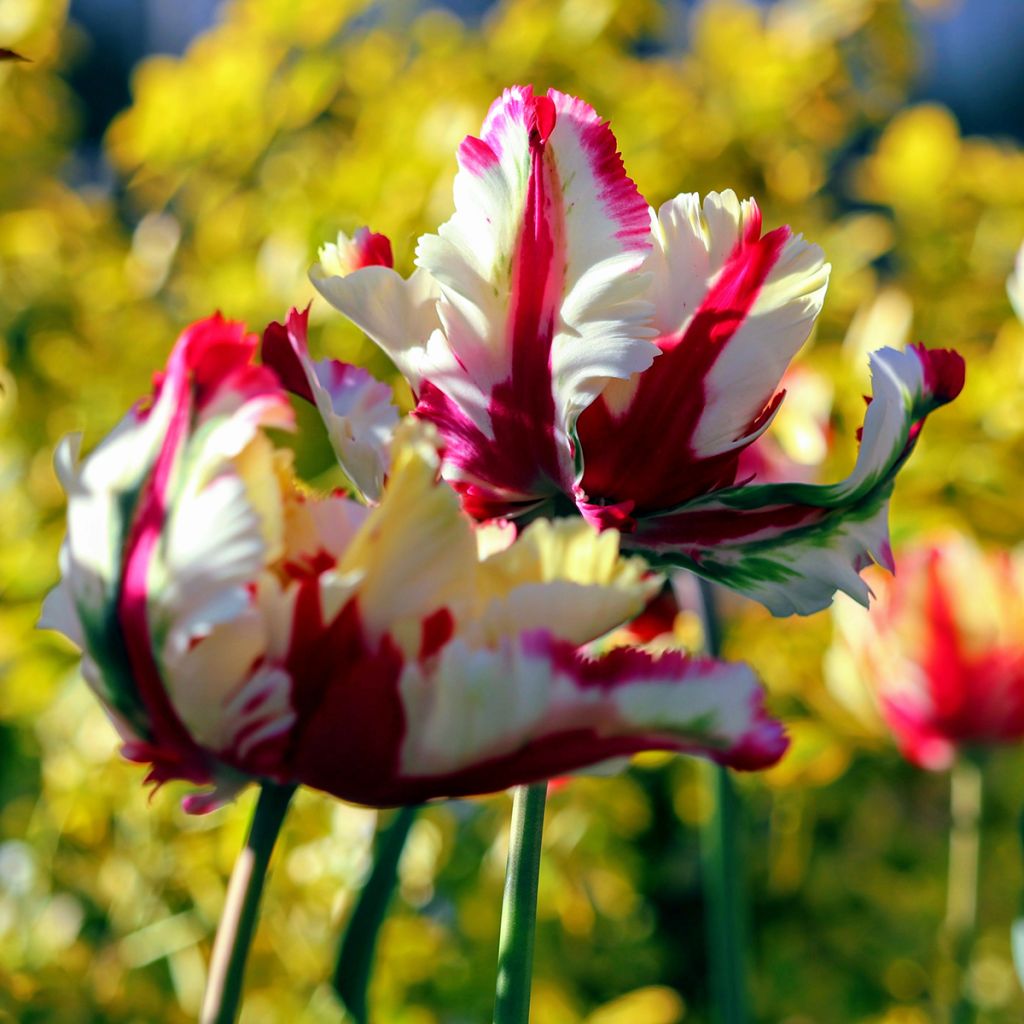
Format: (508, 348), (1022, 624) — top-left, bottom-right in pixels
(1011, 810), (1024, 990)
(493, 782), (548, 1024)
(200, 782), (295, 1024)
(333, 805), (420, 1023)
(945, 754), (983, 1024)
(697, 577), (749, 1024)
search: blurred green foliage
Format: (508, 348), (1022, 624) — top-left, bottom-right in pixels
(3, 0), (1024, 1020)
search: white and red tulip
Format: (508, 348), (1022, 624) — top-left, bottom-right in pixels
(828, 536), (1024, 771)
(42, 314), (786, 812)
(312, 85), (964, 616)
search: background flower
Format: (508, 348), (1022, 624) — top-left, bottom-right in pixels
(826, 534), (1024, 771)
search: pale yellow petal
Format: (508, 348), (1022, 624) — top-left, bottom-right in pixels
(338, 420), (478, 641)
(475, 518), (660, 646)
(233, 435), (290, 566)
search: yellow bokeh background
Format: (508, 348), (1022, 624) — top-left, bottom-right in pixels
(3, 0), (1024, 1020)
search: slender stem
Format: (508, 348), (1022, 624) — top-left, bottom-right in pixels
(334, 805), (420, 1024)
(200, 782), (295, 1024)
(696, 576), (725, 657)
(1012, 810), (1024, 990)
(944, 754), (983, 1024)
(697, 577), (749, 1024)
(702, 763), (748, 1024)
(493, 782), (548, 1024)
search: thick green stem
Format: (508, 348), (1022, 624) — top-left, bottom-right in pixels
(493, 782), (548, 1024)
(334, 805), (420, 1023)
(697, 577), (749, 1024)
(200, 782), (295, 1024)
(945, 755), (983, 1024)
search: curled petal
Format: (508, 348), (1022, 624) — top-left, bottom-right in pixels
(119, 320), (292, 760)
(627, 345), (965, 615)
(49, 317), (291, 733)
(262, 307), (398, 500)
(41, 315), (299, 805)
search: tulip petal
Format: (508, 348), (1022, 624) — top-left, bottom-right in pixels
(474, 518), (659, 646)
(311, 247), (443, 394)
(418, 86), (656, 496)
(336, 421), (479, 644)
(390, 635), (786, 802)
(578, 191), (829, 512)
(290, 627), (785, 808)
(263, 307), (399, 501)
(627, 345), (965, 615)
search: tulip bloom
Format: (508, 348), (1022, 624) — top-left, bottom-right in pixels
(312, 85), (964, 617)
(42, 314), (786, 812)
(827, 536), (1024, 771)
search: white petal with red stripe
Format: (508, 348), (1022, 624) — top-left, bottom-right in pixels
(629, 345), (965, 615)
(411, 86), (657, 492)
(649, 191), (830, 458)
(396, 634), (786, 787)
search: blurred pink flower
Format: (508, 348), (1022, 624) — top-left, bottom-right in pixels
(828, 535), (1024, 770)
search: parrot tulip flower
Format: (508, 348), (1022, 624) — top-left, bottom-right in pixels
(827, 536), (1024, 771)
(312, 84), (964, 616)
(41, 313), (786, 813)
